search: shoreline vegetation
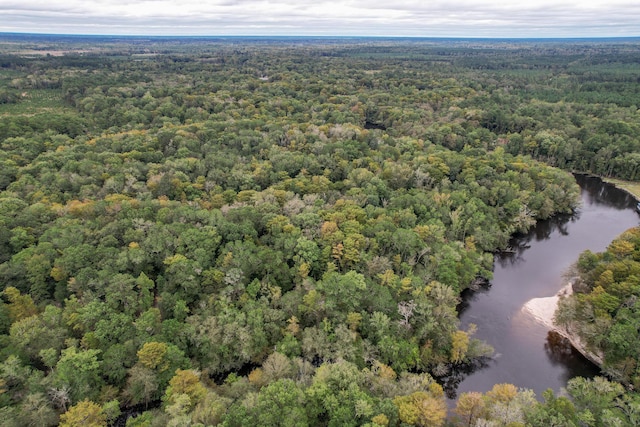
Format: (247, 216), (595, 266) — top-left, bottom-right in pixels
(522, 282), (605, 367)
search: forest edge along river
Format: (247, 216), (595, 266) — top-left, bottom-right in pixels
(441, 174), (640, 401)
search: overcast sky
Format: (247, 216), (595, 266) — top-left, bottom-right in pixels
(1, 0), (639, 38)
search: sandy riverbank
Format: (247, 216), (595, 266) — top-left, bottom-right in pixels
(522, 283), (572, 330)
(522, 283), (604, 366)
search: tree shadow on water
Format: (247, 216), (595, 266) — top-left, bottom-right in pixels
(434, 356), (493, 400)
(495, 212), (575, 269)
(544, 330), (599, 385)
(544, 331), (575, 366)
(457, 282), (491, 317)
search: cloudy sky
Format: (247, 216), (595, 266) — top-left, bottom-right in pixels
(1, 0), (639, 38)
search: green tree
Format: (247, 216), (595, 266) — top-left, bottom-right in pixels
(567, 376), (626, 427)
(9, 304), (67, 363)
(55, 347), (104, 403)
(236, 379), (308, 427)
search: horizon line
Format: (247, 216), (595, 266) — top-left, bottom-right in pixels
(1, 31), (640, 41)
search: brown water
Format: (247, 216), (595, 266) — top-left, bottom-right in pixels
(444, 174), (639, 400)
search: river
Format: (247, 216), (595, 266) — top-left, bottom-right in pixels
(443, 174), (640, 400)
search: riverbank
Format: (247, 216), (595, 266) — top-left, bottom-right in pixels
(453, 174), (636, 396)
(602, 177), (640, 202)
(522, 284), (604, 367)
(522, 283), (572, 330)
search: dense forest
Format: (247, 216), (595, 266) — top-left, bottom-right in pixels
(0, 35), (640, 426)
(556, 228), (640, 386)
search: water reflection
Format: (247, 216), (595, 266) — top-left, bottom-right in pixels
(496, 213), (574, 269)
(575, 174), (637, 210)
(544, 331), (599, 386)
(456, 284), (491, 318)
(436, 357), (493, 400)
(544, 331), (574, 365)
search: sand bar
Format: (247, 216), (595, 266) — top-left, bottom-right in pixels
(522, 283), (604, 366)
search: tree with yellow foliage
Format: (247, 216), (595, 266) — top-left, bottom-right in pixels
(2, 286), (37, 323)
(137, 341), (168, 371)
(454, 392), (485, 427)
(164, 369), (207, 408)
(59, 400), (107, 427)
(450, 330), (470, 364)
(393, 388), (447, 427)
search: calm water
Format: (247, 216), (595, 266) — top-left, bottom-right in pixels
(445, 174), (639, 400)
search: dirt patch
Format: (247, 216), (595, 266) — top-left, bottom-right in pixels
(16, 49), (94, 56)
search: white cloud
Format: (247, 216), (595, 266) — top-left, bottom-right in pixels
(0, 0), (638, 37)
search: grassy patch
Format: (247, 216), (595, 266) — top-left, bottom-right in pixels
(0, 88), (67, 115)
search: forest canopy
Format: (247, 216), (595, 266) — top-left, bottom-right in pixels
(0, 35), (639, 426)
